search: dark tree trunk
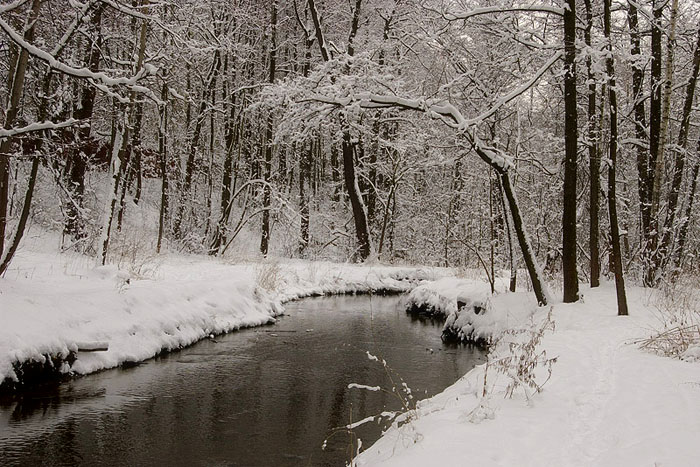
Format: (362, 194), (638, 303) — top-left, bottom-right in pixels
(0, 157), (39, 276)
(563, 0), (579, 302)
(499, 171), (548, 306)
(342, 132), (371, 260)
(659, 24), (700, 270)
(210, 55), (236, 256)
(628, 2), (652, 272)
(330, 142), (340, 201)
(299, 140), (311, 254)
(584, 0), (600, 288)
(0, 0), (42, 258)
(674, 143), (700, 269)
(157, 82), (169, 254)
(260, 0), (278, 257)
(173, 49), (221, 239)
(604, 0), (629, 316)
(645, 0), (664, 285)
(308, 0), (371, 259)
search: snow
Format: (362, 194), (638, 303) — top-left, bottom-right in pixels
(405, 277), (492, 318)
(0, 246), (440, 385)
(405, 277), (537, 343)
(3, 244), (699, 465)
(357, 283), (700, 467)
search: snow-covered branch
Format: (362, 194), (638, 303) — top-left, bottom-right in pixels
(0, 15), (162, 103)
(0, 119), (84, 139)
(463, 51), (562, 126)
(307, 93), (513, 171)
(0, 0), (29, 14)
(441, 5), (564, 21)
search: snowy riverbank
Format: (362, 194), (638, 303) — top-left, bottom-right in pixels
(0, 247), (440, 389)
(358, 282), (700, 466)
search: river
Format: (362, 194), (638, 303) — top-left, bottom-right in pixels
(0, 294), (485, 466)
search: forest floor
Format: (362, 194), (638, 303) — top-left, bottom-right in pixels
(357, 281), (700, 467)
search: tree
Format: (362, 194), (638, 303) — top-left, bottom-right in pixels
(603, 0), (628, 316)
(562, 0), (579, 302)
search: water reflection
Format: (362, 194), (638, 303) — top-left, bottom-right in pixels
(0, 295), (485, 466)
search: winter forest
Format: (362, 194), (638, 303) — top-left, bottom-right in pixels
(1, 0), (700, 466)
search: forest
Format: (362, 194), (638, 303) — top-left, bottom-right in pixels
(1, 0), (699, 305)
(2, 1), (700, 465)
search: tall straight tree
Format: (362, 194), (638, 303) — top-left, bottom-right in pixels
(562, 0), (579, 302)
(659, 20), (700, 271)
(603, 0), (628, 316)
(584, 0), (600, 288)
(628, 1), (651, 268)
(260, 0), (278, 257)
(645, 0), (664, 285)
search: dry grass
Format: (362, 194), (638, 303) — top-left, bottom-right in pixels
(638, 275), (700, 358)
(255, 260), (282, 292)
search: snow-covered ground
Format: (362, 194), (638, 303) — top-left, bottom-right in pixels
(358, 282), (700, 466)
(0, 242), (440, 386)
(3, 239), (699, 466)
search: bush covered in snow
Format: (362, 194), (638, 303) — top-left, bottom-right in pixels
(405, 277), (539, 344)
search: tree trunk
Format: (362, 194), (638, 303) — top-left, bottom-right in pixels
(98, 117), (127, 265)
(0, 157), (39, 275)
(157, 82), (169, 254)
(342, 132), (372, 260)
(307, 0), (371, 260)
(584, 0), (600, 288)
(604, 0), (629, 316)
(628, 2), (651, 260)
(498, 176), (517, 292)
(499, 170), (549, 305)
(299, 140), (311, 254)
(173, 49), (221, 239)
(260, 0), (277, 257)
(674, 144), (700, 269)
(0, 0), (41, 258)
(562, 0), (579, 302)
(646, 0), (665, 285)
(211, 58), (237, 255)
(660, 22), (700, 271)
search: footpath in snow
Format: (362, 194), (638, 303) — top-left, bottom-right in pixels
(0, 247), (439, 389)
(358, 281), (700, 466)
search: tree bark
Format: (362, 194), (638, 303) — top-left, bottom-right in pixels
(674, 142), (700, 269)
(584, 0), (600, 288)
(499, 170), (549, 305)
(0, 0), (42, 258)
(627, 2), (653, 281)
(299, 140), (311, 254)
(562, 0), (579, 302)
(98, 116), (127, 265)
(604, 0), (629, 316)
(646, 0), (665, 285)
(260, 0), (278, 257)
(660, 22), (700, 271)
(157, 81), (169, 254)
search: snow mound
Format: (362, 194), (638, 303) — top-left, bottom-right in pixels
(405, 277), (490, 318)
(443, 292), (538, 343)
(405, 277), (538, 343)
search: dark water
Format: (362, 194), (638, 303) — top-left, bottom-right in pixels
(0, 295), (485, 466)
